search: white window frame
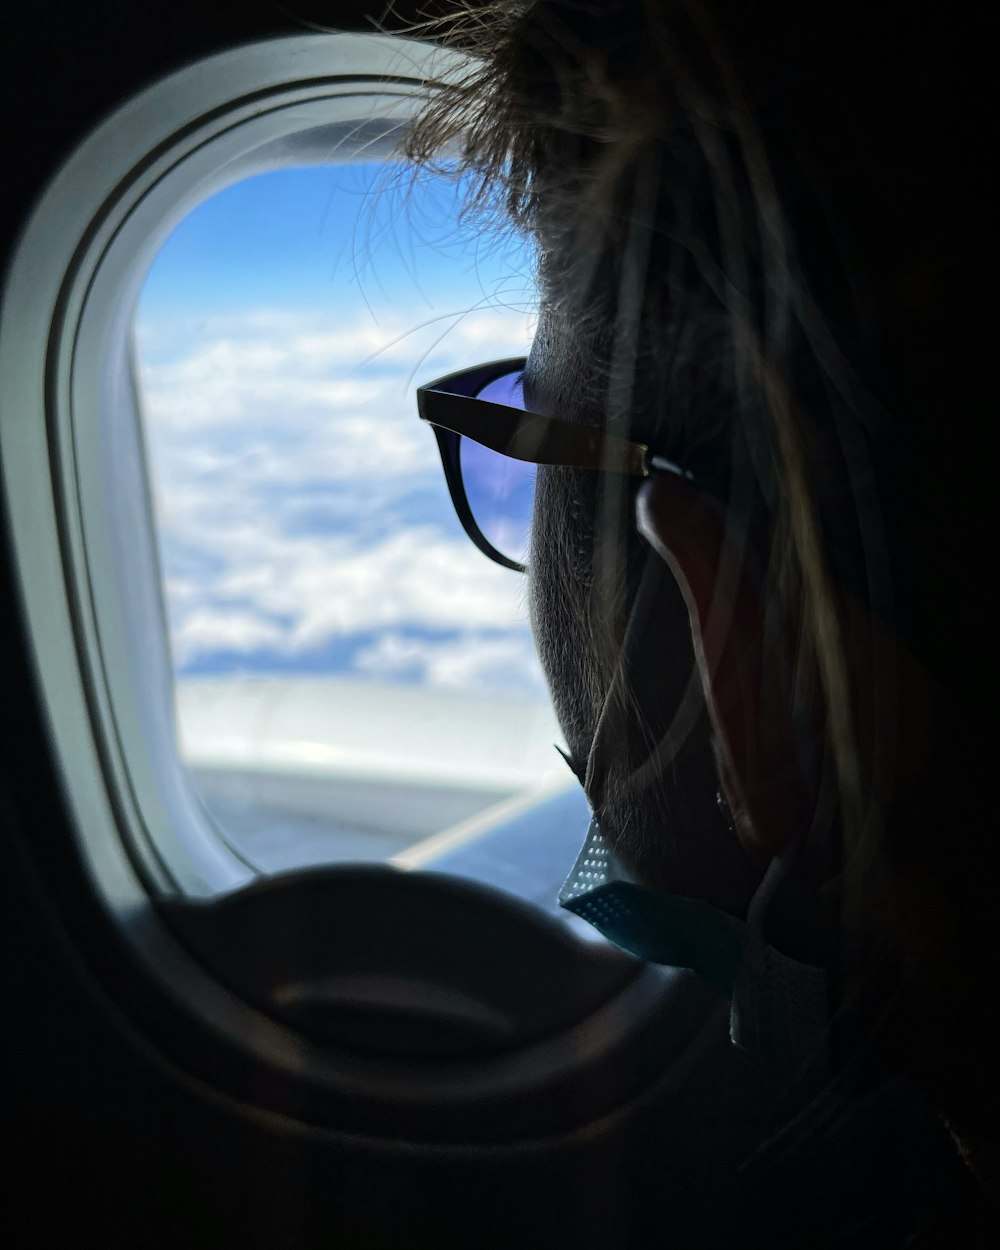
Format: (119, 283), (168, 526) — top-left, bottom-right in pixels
(0, 34), (469, 909)
(0, 38), (711, 1132)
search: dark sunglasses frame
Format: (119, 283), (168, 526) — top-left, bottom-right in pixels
(418, 357), (689, 572)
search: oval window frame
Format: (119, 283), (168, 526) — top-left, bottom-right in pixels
(28, 37), (473, 900)
(0, 32), (718, 1141)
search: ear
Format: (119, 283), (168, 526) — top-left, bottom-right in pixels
(635, 475), (819, 859)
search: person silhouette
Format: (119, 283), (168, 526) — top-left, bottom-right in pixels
(408, 0), (997, 1226)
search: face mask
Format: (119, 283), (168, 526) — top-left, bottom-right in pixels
(554, 514), (831, 1078)
(560, 815), (831, 1079)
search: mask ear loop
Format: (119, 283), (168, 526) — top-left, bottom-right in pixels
(578, 533), (834, 1081)
(582, 545), (709, 824)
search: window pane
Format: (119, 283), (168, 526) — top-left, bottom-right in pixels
(134, 162), (590, 910)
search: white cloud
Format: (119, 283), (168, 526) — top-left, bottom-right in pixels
(137, 304), (536, 493)
(136, 305), (536, 432)
(135, 303), (542, 683)
(172, 610), (288, 666)
(281, 528), (530, 644)
(354, 630), (547, 693)
(162, 524), (529, 647)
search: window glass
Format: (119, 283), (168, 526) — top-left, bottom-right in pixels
(134, 161), (589, 909)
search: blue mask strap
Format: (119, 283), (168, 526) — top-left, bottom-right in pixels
(559, 817), (744, 998)
(560, 817), (831, 1077)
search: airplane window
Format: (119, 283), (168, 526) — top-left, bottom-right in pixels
(133, 161), (591, 914)
(2, 32), (642, 1106)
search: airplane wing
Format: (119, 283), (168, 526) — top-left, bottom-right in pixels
(175, 674), (591, 914)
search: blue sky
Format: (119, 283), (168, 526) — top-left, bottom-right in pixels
(135, 161), (543, 691)
(141, 163), (534, 347)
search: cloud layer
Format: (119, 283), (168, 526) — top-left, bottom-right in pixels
(136, 303), (546, 694)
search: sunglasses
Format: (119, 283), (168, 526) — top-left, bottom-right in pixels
(417, 357), (693, 572)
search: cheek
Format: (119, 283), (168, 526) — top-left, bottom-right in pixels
(528, 465), (607, 765)
(527, 462), (647, 765)
(529, 467), (760, 912)
(524, 308), (618, 762)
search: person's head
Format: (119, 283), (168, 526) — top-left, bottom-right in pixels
(409, 0), (995, 1182)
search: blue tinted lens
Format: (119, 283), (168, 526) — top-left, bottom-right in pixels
(460, 371), (536, 568)
(476, 370), (527, 409)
